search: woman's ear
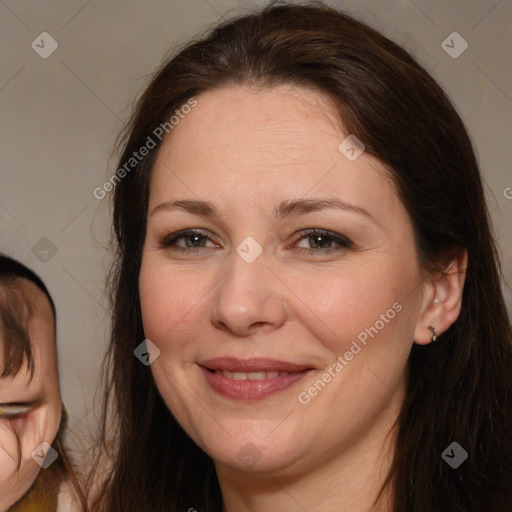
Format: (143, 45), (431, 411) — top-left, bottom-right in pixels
(413, 248), (468, 345)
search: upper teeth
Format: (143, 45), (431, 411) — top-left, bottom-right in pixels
(215, 370), (281, 380)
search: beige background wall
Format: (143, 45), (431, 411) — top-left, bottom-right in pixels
(1, 0), (511, 445)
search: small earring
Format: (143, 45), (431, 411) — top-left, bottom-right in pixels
(429, 325), (438, 342)
(433, 297), (440, 304)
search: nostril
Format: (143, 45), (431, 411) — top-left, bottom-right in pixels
(250, 322), (270, 332)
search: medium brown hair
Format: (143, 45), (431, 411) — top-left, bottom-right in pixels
(0, 255), (55, 378)
(91, 2), (512, 511)
(0, 280), (35, 378)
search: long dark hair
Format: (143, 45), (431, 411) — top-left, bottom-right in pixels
(90, 2), (512, 511)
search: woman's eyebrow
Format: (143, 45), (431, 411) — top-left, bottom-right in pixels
(149, 198), (380, 226)
(275, 198), (380, 225)
(150, 199), (219, 219)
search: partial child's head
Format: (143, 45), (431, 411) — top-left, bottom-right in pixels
(0, 255), (62, 511)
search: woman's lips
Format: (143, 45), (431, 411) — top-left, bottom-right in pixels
(198, 357), (314, 401)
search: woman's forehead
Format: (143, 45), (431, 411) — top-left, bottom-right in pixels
(161, 85), (343, 155)
(150, 85), (402, 227)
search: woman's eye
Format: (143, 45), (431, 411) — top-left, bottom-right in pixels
(159, 229), (352, 255)
(159, 229), (218, 253)
(294, 229), (352, 254)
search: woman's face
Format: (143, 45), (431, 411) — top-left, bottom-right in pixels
(0, 282), (62, 510)
(139, 85), (429, 475)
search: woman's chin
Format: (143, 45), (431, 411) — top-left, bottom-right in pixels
(202, 436), (306, 474)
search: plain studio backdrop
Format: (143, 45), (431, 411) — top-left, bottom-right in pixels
(1, 0), (511, 455)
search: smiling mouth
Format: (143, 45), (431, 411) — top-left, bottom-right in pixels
(199, 356), (313, 372)
(210, 369), (303, 380)
(198, 357), (314, 400)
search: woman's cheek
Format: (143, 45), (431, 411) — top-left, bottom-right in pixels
(141, 275), (195, 337)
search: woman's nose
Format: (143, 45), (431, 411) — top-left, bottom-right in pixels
(210, 248), (287, 337)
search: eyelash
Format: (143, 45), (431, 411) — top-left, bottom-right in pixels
(159, 228), (353, 255)
(0, 406), (32, 421)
